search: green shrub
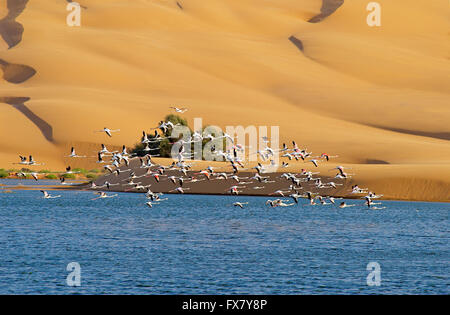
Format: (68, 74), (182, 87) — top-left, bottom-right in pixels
(62, 173), (76, 179)
(0, 170), (8, 178)
(73, 168), (87, 174)
(165, 114), (188, 127)
(86, 173), (99, 179)
(131, 114), (191, 158)
(130, 114), (229, 160)
(38, 169), (51, 173)
(45, 174), (58, 180)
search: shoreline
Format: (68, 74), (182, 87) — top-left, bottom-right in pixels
(2, 157), (449, 203)
(1, 178), (449, 204)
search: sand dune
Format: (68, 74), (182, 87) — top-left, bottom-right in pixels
(288, 35), (304, 52)
(367, 125), (450, 142)
(0, 0), (449, 201)
(0, 96), (53, 142)
(0, 0), (28, 49)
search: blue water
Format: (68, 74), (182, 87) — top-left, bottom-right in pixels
(0, 181), (448, 294)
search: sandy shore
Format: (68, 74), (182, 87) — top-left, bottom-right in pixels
(3, 162), (449, 203)
(95, 158), (450, 202)
(4, 157), (442, 202)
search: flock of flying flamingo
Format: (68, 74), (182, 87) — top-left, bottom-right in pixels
(9, 107), (385, 210)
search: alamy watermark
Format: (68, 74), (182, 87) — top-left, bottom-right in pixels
(366, 2), (381, 27)
(366, 262), (381, 286)
(168, 118), (280, 170)
(66, 2), (81, 27)
(66, 262), (81, 287)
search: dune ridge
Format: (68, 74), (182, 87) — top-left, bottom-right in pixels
(0, 97), (54, 142)
(288, 35), (304, 53)
(0, 0), (28, 49)
(368, 125), (450, 142)
(65, 0), (87, 9)
(308, 0), (344, 23)
(0, 58), (36, 83)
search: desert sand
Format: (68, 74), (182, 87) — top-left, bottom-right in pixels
(0, 0), (449, 201)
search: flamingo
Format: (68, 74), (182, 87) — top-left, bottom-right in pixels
(14, 155), (43, 166)
(250, 173), (267, 182)
(153, 121), (175, 134)
(228, 185), (245, 195)
(252, 186), (265, 190)
(111, 160), (120, 168)
(28, 155), (43, 166)
(16, 155), (28, 165)
(269, 190), (289, 197)
(320, 153), (338, 161)
(367, 192), (383, 199)
(327, 196), (343, 205)
(289, 192), (302, 204)
(95, 127), (120, 137)
(266, 199), (295, 207)
(351, 185), (368, 194)
(282, 153), (294, 160)
(99, 144), (113, 154)
(141, 131), (150, 144)
(253, 163), (263, 175)
(146, 201), (160, 208)
(316, 196), (330, 205)
(279, 143), (289, 152)
(64, 166), (79, 174)
(190, 131), (203, 143)
(233, 202), (249, 209)
(67, 147), (86, 158)
(216, 173), (228, 180)
(40, 190), (61, 199)
(91, 192), (118, 200)
(123, 178), (142, 186)
(170, 106), (188, 113)
(171, 187), (189, 194)
(101, 181), (120, 190)
(126, 183), (151, 191)
(196, 170), (211, 180)
(306, 191), (316, 205)
(221, 133), (235, 144)
(142, 143), (157, 153)
(309, 159), (319, 168)
(113, 168), (131, 176)
(327, 181), (342, 189)
(97, 152), (107, 164)
(338, 201), (355, 208)
(230, 175), (248, 183)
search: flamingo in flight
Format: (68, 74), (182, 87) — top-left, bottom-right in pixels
(67, 147), (86, 158)
(170, 106), (188, 113)
(40, 190), (61, 199)
(91, 192), (118, 200)
(233, 202), (249, 208)
(95, 127), (120, 137)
